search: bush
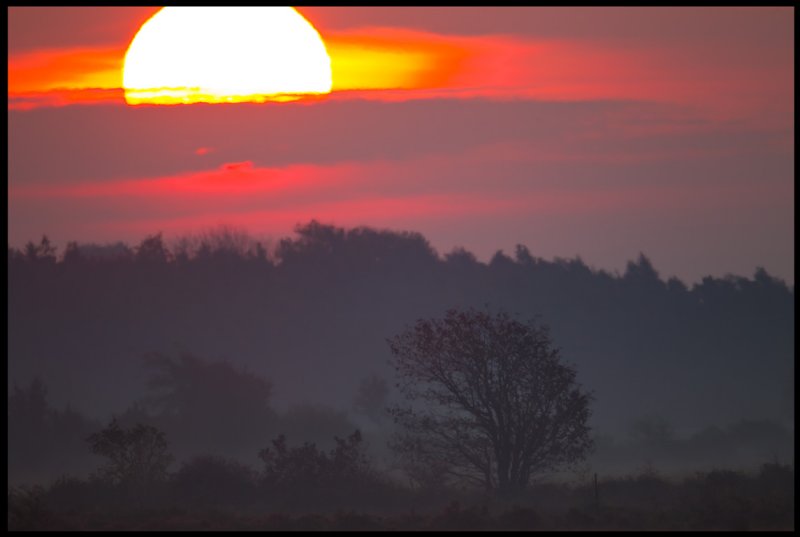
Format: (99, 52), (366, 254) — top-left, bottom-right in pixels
(259, 430), (370, 489)
(87, 418), (173, 489)
(258, 430), (378, 511)
(8, 485), (51, 531)
(171, 455), (257, 508)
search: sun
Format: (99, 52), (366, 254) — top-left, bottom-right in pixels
(123, 7), (332, 105)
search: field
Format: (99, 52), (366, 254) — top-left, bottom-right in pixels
(8, 463), (794, 531)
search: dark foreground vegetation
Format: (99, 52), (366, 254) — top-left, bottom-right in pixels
(8, 362), (795, 531)
(8, 222), (794, 530)
(7, 343), (794, 531)
(8, 460), (794, 530)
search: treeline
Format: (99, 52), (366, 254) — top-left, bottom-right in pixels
(8, 221), (794, 459)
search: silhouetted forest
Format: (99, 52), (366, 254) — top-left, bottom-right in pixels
(7, 222), (794, 529)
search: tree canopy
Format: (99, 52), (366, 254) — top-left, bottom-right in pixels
(388, 308), (593, 493)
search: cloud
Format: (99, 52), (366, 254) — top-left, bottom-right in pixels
(9, 142), (793, 285)
(9, 97), (790, 194)
(8, 46), (124, 93)
(8, 88), (125, 111)
(8, 7), (159, 53)
(9, 15), (792, 127)
(300, 7), (792, 46)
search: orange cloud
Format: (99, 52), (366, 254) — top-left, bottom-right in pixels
(6, 28), (475, 107)
(8, 88), (124, 111)
(8, 46), (126, 110)
(8, 46), (124, 93)
(325, 28), (470, 91)
(7, 27), (790, 127)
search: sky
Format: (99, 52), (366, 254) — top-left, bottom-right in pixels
(7, 7), (794, 284)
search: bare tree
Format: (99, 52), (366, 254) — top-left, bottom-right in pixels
(388, 308), (593, 494)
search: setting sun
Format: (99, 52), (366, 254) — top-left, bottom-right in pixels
(122, 7), (332, 105)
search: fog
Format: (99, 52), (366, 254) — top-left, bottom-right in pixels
(7, 222), (794, 529)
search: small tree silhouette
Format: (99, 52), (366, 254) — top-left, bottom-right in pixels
(87, 418), (173, 489)
(135, 232), (170, 264)
(23, 235), (57, 264)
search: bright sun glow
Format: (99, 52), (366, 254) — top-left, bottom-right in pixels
(123, 7), (332, 105)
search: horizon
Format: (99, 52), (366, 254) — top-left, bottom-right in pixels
(8, 220), (794, 287)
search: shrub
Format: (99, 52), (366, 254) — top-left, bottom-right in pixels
(171, 455), (257, 507)
(86, 418), (173, 504)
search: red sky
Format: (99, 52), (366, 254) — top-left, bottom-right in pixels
(7, 7), (794, 284)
